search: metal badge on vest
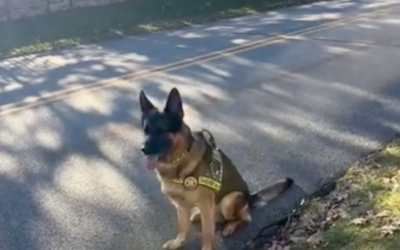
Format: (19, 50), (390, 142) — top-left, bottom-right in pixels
(171, 141), (224, 193)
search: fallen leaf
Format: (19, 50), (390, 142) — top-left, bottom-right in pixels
(301, 213), (316, 228)
(365, 210), (376, 221)
(289, 236), (307, 244)
(326, 209), (341, 222)
(392, 182), (399, 191)
(290, 228), (307, 237)
(306, 232), (323, 248)
(329, 191), (348, 203)
(350, 217), (368, 225)
(373, 163), (382, 168)
(320, 219), (333, 230)
(380, 225), (400, 236)
(375, 210), (391, 218)
(393, 221), (400, 226)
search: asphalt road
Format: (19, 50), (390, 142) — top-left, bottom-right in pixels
(1, 0), (400, 250)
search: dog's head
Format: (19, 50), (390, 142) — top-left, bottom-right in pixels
(139, 88), (185, 169)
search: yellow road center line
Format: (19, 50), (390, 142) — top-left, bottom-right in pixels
(1, 4), (400, 116)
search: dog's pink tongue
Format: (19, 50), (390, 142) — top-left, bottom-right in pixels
(146, 157), (158, 170)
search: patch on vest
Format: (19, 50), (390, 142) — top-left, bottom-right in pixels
(207, 148), (224, 184)
(183, 176), (198, 190)
(171, 148), (224, 192)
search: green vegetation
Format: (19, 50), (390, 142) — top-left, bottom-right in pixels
(0, 0), (323, 59)
(264, 137), (400, 250)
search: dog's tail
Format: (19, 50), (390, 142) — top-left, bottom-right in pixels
(248, 177), (294, 208)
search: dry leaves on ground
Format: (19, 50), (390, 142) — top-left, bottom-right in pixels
(261, 137), (400, 250)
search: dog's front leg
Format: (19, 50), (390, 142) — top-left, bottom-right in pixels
(163, 206), (190, 249)
(198, 201), (215, 250)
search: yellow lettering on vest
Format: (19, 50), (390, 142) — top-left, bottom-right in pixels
(199, 177), (221, 191)
(171, 177), (221, 192)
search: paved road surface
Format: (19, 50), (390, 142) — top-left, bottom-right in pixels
(1, 0), (400, 249)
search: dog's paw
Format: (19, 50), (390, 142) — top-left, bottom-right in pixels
(222, 221), (240, 237)
(162, 239), (184, 250)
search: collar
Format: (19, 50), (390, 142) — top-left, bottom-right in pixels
(169, 133), (194, 165)
(170, 150), (189, 164)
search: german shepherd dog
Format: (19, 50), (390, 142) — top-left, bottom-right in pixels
(139, 88), (293, 250)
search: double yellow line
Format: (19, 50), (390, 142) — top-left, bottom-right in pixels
(1, 4), (400, 116)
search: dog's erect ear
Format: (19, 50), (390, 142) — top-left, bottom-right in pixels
(139, 90), (156, 115)
(164, 88), (183, 118)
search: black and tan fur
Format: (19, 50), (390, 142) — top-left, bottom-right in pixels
(139, 88), (293, 250)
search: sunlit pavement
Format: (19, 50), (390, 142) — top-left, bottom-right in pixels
(1, 1), (400, 250)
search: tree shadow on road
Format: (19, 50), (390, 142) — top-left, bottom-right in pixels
(0, 0), (395, 107)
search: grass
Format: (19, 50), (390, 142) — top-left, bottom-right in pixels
(0, 0), (326, 59)
(264, 137), (400, 250)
